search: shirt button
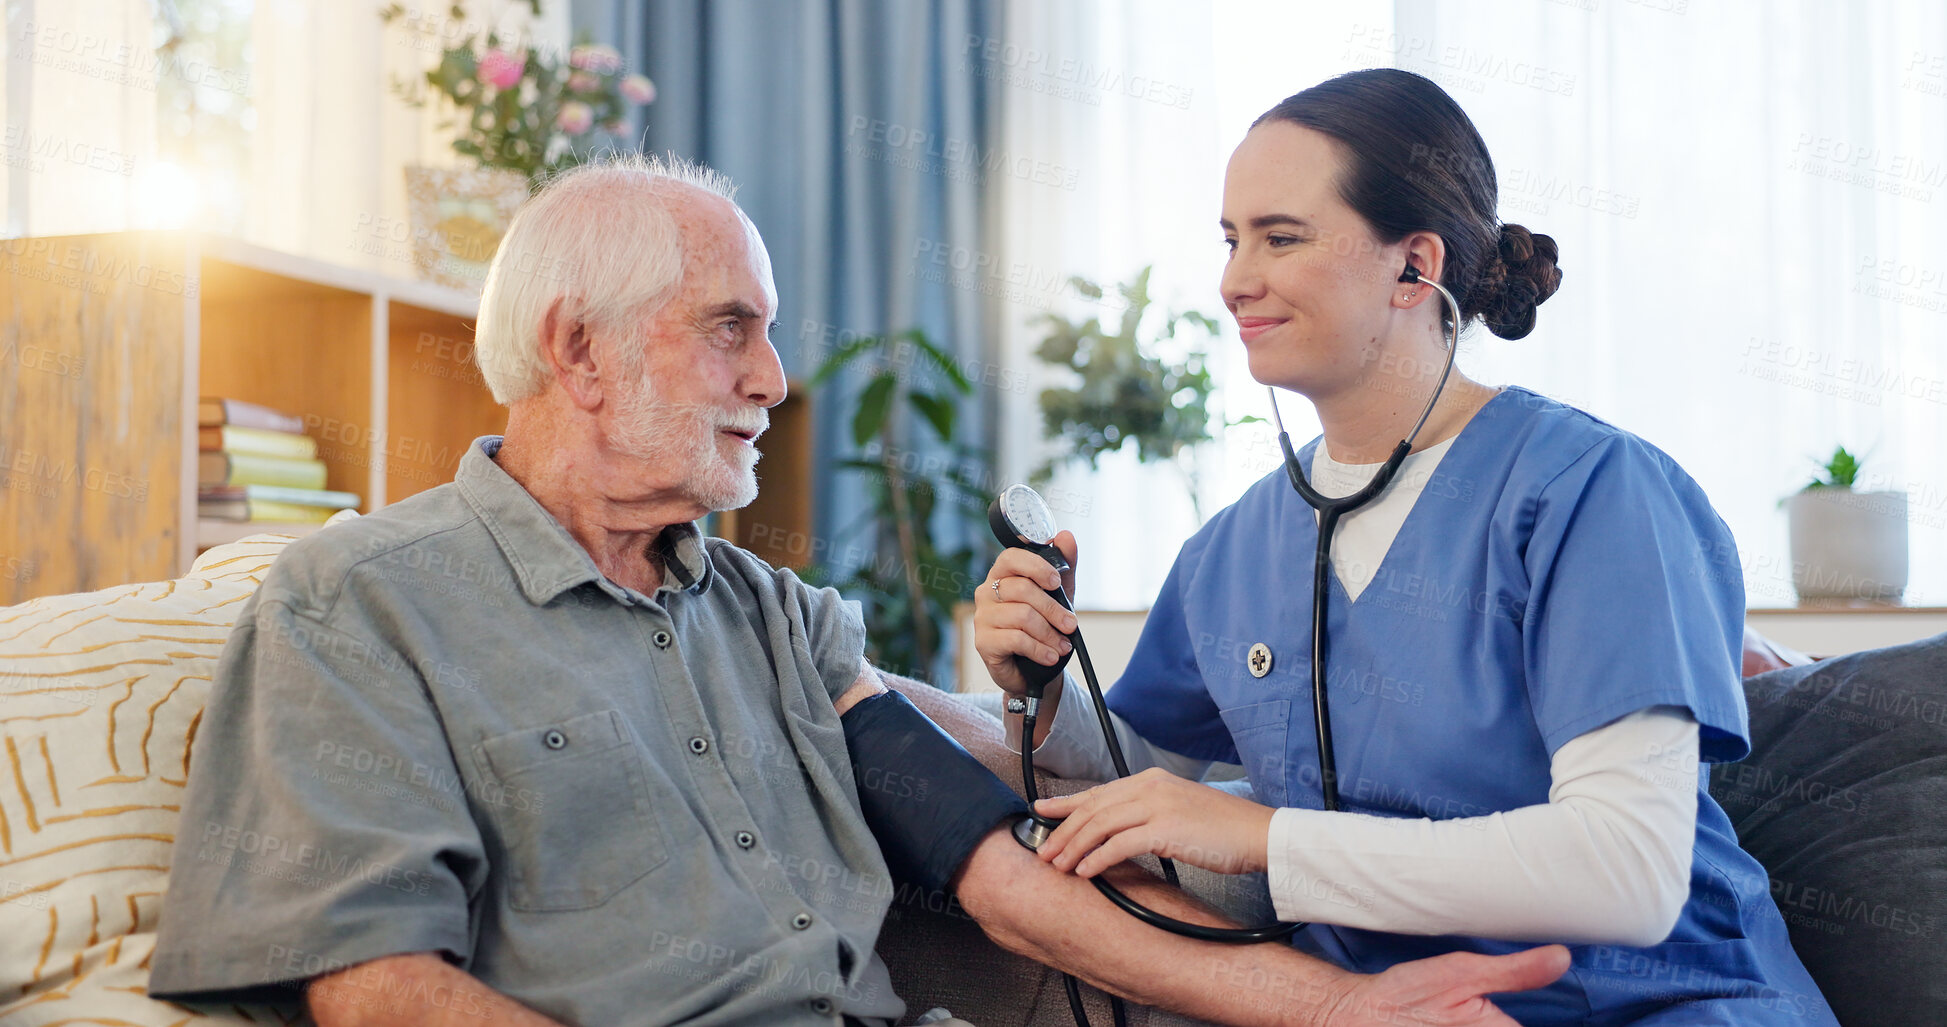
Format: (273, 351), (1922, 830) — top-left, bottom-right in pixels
(688, 736), (710, 755)
(809, 997), (834, 1016)
(735, 831), (755, 849)
(652, 630), (672, 649)
(791, 911), (813, 930)
(543, 729), (567, 750)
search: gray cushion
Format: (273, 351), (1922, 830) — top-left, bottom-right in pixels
(1709, 632), (1947, 1026)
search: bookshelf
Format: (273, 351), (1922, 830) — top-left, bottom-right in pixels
(1, 231), (498, 604)
(2, 231), (819, 605)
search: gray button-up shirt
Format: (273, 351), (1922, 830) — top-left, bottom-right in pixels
(151, 437), (904, 1026)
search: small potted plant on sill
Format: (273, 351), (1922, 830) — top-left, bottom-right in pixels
(381, 2), (656, 290)
(1785, 445), (1908, 601)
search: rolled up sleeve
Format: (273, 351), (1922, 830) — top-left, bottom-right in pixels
(149, 595), (486, 1003)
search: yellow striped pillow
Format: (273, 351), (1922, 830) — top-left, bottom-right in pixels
(0, 522), (352, 1026)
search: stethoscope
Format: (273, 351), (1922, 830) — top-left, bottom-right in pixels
(988, 265), (1461, 1027)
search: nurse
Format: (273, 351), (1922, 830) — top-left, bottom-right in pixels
(973, 69), (1837, 1026)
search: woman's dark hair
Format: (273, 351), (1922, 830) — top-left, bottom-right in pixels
(1254, 68), (1562, 340)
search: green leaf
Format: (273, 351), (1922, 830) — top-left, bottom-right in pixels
(1813, 445), (1862, 488)
(909, 391), (956, 441)
(899, 330), (974, 394)
(852, 373), (897, 447)
(809, 333), (886, 385)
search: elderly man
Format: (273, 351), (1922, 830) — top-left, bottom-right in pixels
(148, 156), (1564, 1026)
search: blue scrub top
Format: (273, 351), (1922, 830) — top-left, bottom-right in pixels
(1108, 388), (1835, 1025)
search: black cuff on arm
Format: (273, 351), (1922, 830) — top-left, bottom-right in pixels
(842, 691), (1030, 895)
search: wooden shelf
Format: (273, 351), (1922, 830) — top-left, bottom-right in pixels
(2, 230), (816, 602)
(2, 231), (497, 603)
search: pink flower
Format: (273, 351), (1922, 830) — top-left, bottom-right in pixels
(568, 70), (598, 92)
(620, 73), (656, 105)
(478, 49), (526, 90)
(569, 44), (622, 73)
(555, 101), (594, 134)
(602, 120), (628, 135)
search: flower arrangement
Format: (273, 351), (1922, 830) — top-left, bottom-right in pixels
(381, 3), (655, 186)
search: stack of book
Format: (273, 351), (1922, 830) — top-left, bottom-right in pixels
(197, 398), (360, 524)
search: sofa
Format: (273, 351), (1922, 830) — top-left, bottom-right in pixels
(0, 523), (1214, 1026)
(0, 522), (1940, 1025)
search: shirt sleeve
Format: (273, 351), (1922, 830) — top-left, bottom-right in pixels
(779, 568), (869, 705)
(148, 595), (487, 1003)
(1521, 435), (1750, 762)
(1264, 707), (1698, 946)
(1103, 537), (1236, 763)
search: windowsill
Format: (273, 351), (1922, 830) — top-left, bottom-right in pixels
(1746, 602), (1947, 614)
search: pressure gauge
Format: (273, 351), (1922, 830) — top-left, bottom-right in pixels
(991, 483), (1058, 548)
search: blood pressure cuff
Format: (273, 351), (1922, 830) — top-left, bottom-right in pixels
(842, 691), (1030, 895)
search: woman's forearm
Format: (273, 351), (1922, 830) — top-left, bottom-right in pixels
(1266, 708), (1698, 945)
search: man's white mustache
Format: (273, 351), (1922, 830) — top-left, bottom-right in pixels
(720, 411), (769, 441)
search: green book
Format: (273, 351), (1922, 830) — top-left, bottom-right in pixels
(197, 452), (328, 491)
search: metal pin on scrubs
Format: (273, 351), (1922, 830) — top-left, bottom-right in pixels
(1248, 642), (1273, 678)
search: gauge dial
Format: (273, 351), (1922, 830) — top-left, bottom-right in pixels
(997, 484), (1057, 545)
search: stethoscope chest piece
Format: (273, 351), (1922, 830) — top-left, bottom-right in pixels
(1247, 643), (1274, 678)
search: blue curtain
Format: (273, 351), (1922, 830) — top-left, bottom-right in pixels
(572, 0), (1000, 680)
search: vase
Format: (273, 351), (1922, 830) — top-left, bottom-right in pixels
(1786, 487), (1909, 601)
(402, 166), (530, 291)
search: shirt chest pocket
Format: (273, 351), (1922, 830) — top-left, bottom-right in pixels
(473, 709), (670, 912)
(1219, 699), (1292, 809)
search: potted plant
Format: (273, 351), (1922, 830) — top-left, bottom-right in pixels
(1032, 266), (1234, 522)
(381, 3), (657, 289)
(1785, 446), (1908, 601)
(805, 330), (993, 680)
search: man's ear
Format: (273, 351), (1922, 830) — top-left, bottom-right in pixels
(538, 296), (603, 411)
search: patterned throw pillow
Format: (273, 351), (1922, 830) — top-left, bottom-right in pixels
(0, 524), (351, 1026)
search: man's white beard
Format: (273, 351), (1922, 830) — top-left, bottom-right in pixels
(607, 375), (762, 511)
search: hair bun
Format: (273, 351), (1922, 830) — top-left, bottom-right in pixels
(1476, 224), (1562, 340)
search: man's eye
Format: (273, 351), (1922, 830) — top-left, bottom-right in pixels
(1222, 237), (1238, 253)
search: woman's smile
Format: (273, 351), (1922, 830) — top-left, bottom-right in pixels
(1235, 315), (1289, 343)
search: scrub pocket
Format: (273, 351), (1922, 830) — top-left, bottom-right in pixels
(1219, 699), (1291, 809)
(474, 709), (669, 911)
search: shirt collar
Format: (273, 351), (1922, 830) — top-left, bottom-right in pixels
(455, 436), (714, 605)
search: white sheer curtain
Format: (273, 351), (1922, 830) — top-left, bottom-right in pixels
(2, 0), (162, 234)
(2, 0), (566, 274)
(1396, 0), (1947, 607)
(994, 0), (1946, 609)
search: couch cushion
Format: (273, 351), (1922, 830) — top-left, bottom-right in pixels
(1709, 633), (1947, 1027)
(0, 530), (326, 1025)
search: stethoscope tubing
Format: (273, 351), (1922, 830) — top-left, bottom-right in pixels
(1267, 272), (1463, 811)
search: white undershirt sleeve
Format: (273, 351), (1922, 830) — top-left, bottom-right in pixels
(1265, 706), (1699, 946)
(1022, 672), (1213, 783)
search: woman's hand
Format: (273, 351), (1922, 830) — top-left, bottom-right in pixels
(1032, 767), (1275, 877)
(972, 530), (1080, 697)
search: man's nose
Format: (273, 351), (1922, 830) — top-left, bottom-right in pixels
(744, 337), (788, 408)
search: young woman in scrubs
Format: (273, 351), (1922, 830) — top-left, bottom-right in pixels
(974, 69), (1836, 1026)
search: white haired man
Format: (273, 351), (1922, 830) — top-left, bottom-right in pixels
(148, 156), (1566, 1026)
